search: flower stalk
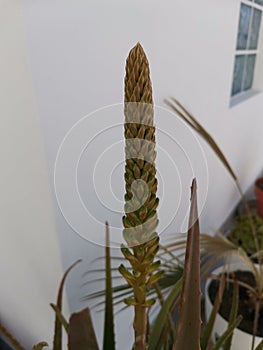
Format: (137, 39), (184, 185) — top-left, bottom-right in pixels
(119, 43), (161, 350)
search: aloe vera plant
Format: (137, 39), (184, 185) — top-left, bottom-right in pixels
(0, 182), (238, 350)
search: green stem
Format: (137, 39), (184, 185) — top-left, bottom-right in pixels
(134, 303), (147, 350)
(133, 246), (148, 350)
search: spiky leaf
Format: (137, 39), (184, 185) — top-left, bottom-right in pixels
(173, 178), (201, 350)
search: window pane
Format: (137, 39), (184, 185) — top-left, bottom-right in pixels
(249, 8), (262, 49)
(232, 55), (246, 96)
(255, 0), (263, 5)
(243, 54), (256, 90)
(237, 4), (252, 49)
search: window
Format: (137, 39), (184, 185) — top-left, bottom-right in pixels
(231, 0), (263, 97)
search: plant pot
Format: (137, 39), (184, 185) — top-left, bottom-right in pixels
(255, 177), (263, 219)
(205, 263), (263, 349)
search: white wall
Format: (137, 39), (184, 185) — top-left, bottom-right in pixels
(0, 1), (66, 348)
(19, 0), (263, 349)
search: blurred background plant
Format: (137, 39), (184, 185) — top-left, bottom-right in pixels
(228, 215), (263, 257)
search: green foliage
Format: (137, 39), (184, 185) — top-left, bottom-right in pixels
(223, 278), (240, 350)
(201, 276), (226, 350)
(212, 316), (242, 350)
(200, 275), (242, 350)
(228, 215), (263, 256)
(0, 192), (238, 350)
(50, 304), (69, 333)
(148, 278), (182, 350)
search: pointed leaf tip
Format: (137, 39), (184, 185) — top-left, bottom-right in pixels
(191, 178), (197, 198)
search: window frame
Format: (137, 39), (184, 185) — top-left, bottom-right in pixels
(231, 0), (263, 100)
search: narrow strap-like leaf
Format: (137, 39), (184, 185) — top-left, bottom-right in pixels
(52, 259), (81, 350)
(103, 222), (116, 350)
(165, 97), (260, 251)
(212, 315), (242, 350)
(223, 277), (239, 350)
(152, 283), (176, 350)
(164, 98), (237, 182)
(201, 275), (226, 350)
(148, 278), (182, 350)
(50, 304), (69, 333)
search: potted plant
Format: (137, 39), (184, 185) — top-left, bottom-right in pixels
(1, 43), (245, 350)
(205, 263), (263, 350)
(164, 98), (263, 350)
(255, 178), (263, 219)
(0, 184), (240, 350)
